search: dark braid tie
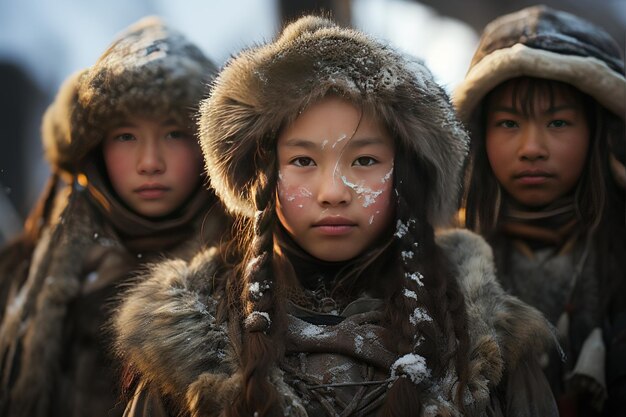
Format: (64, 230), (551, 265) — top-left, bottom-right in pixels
(244, 311), (272, 333)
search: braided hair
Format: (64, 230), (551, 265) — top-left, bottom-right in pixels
(222, 100), (470, 416)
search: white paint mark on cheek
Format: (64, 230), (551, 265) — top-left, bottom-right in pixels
(331, 133), (348, 148)
(381, 165), (394, 184)
(369, 210), (381, 225)
(277, 183), (297, 202)
(340, 175), (383, 208)
(298, 187), (312, 198)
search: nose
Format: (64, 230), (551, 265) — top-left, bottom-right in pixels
(137, 139), (165, 175)
(317, 167), (351, 206)
(518, 124), (548, 161)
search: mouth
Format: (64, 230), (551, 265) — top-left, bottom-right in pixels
(513, 170), (554, 185)
(135, 184), (170, 199)
(312, 216), (356, 235)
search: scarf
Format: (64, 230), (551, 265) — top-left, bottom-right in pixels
(82, 162), (216, 255)
(498, 196), (581, 253)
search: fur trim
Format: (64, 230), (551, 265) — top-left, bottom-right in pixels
(40, 69), (88, 174)
(436, 229), (555, 370)
(42, 16), (216, 174)
(453, 5), (625, 124)
(114, 228), (555, 415)
(0, 188), (115, 416)
(454, 44), (625, 123)
(114, 247), (236, 397)
(200, 15), (469, 226)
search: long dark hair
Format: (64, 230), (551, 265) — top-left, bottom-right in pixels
(464, 77), (601, 234)
(463, 76), (626, 316)
(220, 102), (470, 416)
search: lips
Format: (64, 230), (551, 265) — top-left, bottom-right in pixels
(513, 170), (554, 185)
(312, 216), (356, 235)
(135, 183), (169, 199)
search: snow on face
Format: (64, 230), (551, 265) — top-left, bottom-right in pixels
(276, 97), (395, 262)
(338, 164), (393, 209)
(278, 172), (314, 209)
(340, 175), (384, 208)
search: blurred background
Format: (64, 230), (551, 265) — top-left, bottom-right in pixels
(1, 0), (624, 243)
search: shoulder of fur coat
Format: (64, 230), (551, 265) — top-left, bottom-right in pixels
(114, 247), (235, 398)
(115, 229), (554, 412)
(436, 229), (554, 376)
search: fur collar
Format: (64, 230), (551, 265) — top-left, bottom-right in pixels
(114, 229), (553, 414)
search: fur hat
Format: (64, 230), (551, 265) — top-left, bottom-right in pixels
(453, 5), (626, 124)
(41, 16), (217, 175)
(199, 16), (469, 226)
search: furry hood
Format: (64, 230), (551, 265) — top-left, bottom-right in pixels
(453, 5), (625, 124)
(41, 16), (217, 175)
(114, 229), (553, 414)
(199, 15), (469, 226)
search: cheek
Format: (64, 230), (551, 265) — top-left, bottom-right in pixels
(560, 139), (589, 183)
(103, 146), (132, 185)
(361, 183), (394, 226)
(168, 147), (203, 184)
(277, 176), (314, 210)
(486, 139), (508, 180)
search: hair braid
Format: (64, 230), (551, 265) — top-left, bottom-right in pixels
(381, 152), (469, 415)
(227, 153), (285, 417)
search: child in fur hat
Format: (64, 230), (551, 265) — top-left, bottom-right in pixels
(0, 17), (231, 417)
(113, 15), (557, 417)
(454, 5), (626, 417)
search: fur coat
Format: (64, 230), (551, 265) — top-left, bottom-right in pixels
(0, 17), (229, 417)
(453, 6), (626, 415)
(114, 229), (557, 417)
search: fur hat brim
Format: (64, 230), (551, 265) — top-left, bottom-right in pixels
(454, 43), (626, 124)
(200, 16), (469, 226)
(41, 16), (216, 174)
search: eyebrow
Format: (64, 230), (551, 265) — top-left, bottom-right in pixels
(489, 104), (580, 115)
(112, 118), (180, 129)
(281, 137), (389, 148)
(160, 118), (180, 127)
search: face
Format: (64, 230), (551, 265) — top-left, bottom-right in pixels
(102, 116), (203, 218)
(485, 82), (590, 208)
(276, 96), (395, 262)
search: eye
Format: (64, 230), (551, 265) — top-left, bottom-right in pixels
(548, 119), (569, 128)
(353, 156), (378, 167)
(290, 157), (315, 167)
(114, 133), (135, 142)
(165, 130), (190, 140)
(497, 120), (518, 128)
